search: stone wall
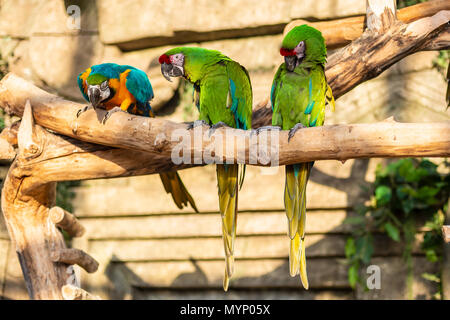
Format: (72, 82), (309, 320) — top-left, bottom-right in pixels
(0, 0), (448, 300)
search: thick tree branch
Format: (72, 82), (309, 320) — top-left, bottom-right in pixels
(49, 206), (85, 238)
(284, 0), (449, 48)
(0, 94), (448, 196)
(51, 248), (99, 273)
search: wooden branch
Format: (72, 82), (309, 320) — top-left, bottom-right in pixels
(49, 206), (85, 238)
(366, 0), (397, 33)
(51, 248), (99, 273)
(17, 100), (41, 159)
(443, 226), (450, 243)
(0, 75), (448, 194)
(326, 10), (449, 102)
(0, 102), (73, 299)
(62, 284), (101, 300)
(284, 0), (449, 48)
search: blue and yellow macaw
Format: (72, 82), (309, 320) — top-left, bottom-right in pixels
(77, 63), (198, 212)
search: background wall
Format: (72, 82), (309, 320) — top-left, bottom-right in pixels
(0, 0), (448, 300)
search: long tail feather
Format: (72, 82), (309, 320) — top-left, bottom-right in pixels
(159, 172), (198, 212)
(284, 163), (311, 288)
(217, 164), (239, 291)
(326, 83), (335, 112)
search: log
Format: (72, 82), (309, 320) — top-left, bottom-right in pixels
(49, 206), (85, 238)
(284, 0), (449, 48)
(50, 248), (99, 273)
(62, 284), (101, 300)
(0, 75), (448, 186)
(0, 102), (72, 299)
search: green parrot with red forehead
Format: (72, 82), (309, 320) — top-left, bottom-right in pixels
(159, 47), (252, 291)
(271, 25), (335, 289)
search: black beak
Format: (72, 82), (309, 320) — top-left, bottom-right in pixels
(285, 56), (296, 72)
(87, 86), (101, 108)
(161, 63), (173, 82)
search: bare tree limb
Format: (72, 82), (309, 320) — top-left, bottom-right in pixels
(0, 102), (72, 299)
(0, 75), (448, 189)
(49, 206), (85, 238)
(284, 0), (449, 48)
(51, 248), (99, 273)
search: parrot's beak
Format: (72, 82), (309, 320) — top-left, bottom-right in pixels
(87, 85), (101, 108)
(161, 63), (173, 82)
(161, 63), (184, 82)
(284, 56), (297, 72)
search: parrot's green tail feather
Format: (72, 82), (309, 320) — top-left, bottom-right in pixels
(217, 164), (239, 291)
(284, 163), (310, 289)
(159, 172), (198, 212)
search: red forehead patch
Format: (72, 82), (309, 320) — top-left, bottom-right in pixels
(158, 54), (171, 64)
(280, 48), (296, 57)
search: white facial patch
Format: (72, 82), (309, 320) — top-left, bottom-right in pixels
(170, 53), (184, 67)
(294, 41), (305, 58)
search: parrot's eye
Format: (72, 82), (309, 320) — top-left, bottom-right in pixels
(100, 81), (108, 90)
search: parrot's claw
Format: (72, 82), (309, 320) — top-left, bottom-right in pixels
(208, 121), (229, 137)
(101, 107), (122, 125)
(288, 123), (306, 142)
(76, 105), (92, 118)
(187, 120), (209, 130)
(254, 125), (282, 135)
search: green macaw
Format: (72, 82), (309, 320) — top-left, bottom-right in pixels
(270, 25), (335, 289)
(159, 47), (252, 291)
(77, 63), (198, 212)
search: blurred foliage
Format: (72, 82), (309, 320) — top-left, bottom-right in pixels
(56, 181), (80, 213)
(397, 0), (427, 8)
(345, 158), (449, 299)
(433, 50), (449, 78)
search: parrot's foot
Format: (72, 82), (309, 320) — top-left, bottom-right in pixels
(254, 125), (282, 135)
(208, 121), (229, 137)
(187, 120), (209, 130)
(76, 105), (93, 118)
(101, 106), (122, 124)
(288, 123), (306, 142)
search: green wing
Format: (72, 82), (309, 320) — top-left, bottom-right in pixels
(272, 64), (328, 130)
(271, 65), (283, 127)
(225, 61), (252, 130)
(198, 60), (252, 130)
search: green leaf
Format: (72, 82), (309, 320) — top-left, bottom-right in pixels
(343, 216), (365, 225)
(345, 238), (356, 258)
(384, 222), (400, 241)
(356, 235), (374, 264)
(422, 273), (440, 283)
(375, 185), (392, 206)
(348, 264), (359, 289)
(417, 186), (440, 200)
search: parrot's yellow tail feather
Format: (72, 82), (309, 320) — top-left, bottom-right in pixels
(217, 164), (239, 291)
(159, 172), (198, 212)
(284, 164), (310, 289)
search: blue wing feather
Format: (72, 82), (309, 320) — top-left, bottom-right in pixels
(125, 68), (154, 108)
(229, 78), (247, 130)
